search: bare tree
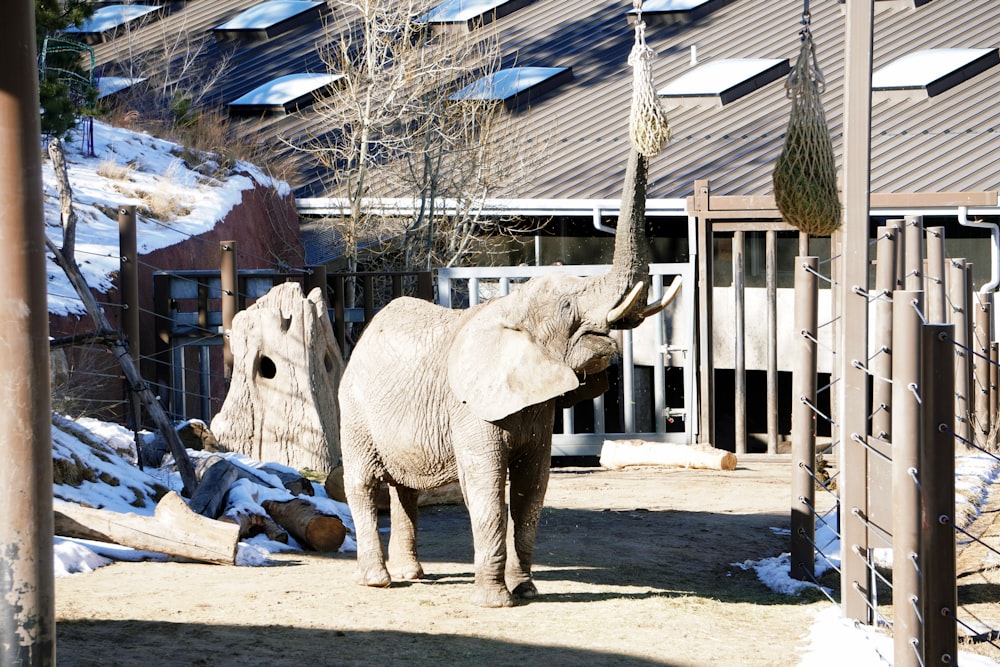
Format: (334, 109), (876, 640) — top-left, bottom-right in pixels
(299, 0), (538, 274)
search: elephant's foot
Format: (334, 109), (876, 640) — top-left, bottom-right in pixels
(355, 564), (391, 588)
(391, 560), (424, 581)
(471, 584), (517, 608)
(510, 580), (538, 599)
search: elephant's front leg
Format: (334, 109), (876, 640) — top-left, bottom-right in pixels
(457, 451), (514, 607)
(506, 442), (551, 599)
(387, 485), (424, 580)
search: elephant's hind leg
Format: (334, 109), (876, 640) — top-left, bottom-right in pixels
(388, 485), (424, 580)
(342, 427), (391, 588)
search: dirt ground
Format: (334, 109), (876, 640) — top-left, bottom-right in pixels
(53, 459), (998, 666)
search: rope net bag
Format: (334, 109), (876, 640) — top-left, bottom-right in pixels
(772, 12), (841, 236)
(628, 0), (671, 157)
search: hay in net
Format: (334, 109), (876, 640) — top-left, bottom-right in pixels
(628, 2), (671, 157)
(772, 28), (841, 236)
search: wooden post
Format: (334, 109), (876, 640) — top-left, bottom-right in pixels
(221, 241), (238, 382)
(0, 2), (56, 661)
(920, 323), (958, 665)
(733, 230), (746, 455)
(791, 256), (818, 581)
(840, 0), (875, 623)
(891, 291), (923, 667)
(766, 230), (778, 454)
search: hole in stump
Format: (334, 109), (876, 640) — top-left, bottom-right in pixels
(259, 355), (277, 379)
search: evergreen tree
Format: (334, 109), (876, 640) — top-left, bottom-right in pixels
(35, 0), (97, 137)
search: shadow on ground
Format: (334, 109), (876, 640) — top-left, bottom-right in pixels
(56, 620), (682, 667)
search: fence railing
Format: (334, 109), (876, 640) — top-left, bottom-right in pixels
(437, 262), (697, 455)
(791, 215), (1000, 666)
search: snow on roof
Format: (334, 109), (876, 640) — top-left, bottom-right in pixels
(872, 47), (999, 91)
(214, 0), (323, 31)
(64, 4), (161, 34)
(97, 76), (146, 99)
(450, 66), (570, 101)
(424, 0), (513, 23)
(228, 73), (344, 107)
(658, 58), (788, 103)
(634, 0), (713, 11)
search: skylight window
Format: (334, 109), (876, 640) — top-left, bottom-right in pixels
(228, 73), (344, 115)
(63, 5), (162, 43)
(422, 0), (534, 28)
(214, 0), (325, 40)
(97, 76), (146, 99)
(450, 66), (572, 108)
(658, 58), (789, 106)
(627, 0), (735, 25)
(872, 48), (999, 99)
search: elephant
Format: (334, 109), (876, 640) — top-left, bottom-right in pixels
(338, 148), (678, 607)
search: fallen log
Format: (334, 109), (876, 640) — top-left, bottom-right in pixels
(224, 509), (289, 544)
(600, 440), (738, 471)
(53, 491), (240, 565)
(261, 499), (346, 552)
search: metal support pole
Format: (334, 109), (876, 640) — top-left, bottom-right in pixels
(840, 0), (875, 623)
(891, 291), (923, 667)
(304, 264), (328, 306)
(733, 231), (746, 455)
(766, 230), (778, 454)
(920, 323), (958, 666)
(870, 227), (897, 535)
(973, 292), (992, 449)
(904, 216), (924, 291)
(220, 241), (238, 383)
(948, 258), (970, 444)
(791, 256), (818, 581)
(925, 227), (946, 323)
(0, 1), (55, 662)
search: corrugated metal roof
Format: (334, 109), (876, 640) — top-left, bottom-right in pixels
(87, 0), (1000, 201)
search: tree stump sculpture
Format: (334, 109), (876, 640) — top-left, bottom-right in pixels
(211, 282), (344, 472)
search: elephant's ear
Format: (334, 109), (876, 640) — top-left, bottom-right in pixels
(449, 318), (579, 422)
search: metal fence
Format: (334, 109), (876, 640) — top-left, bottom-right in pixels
(791, 217), (1000, 665)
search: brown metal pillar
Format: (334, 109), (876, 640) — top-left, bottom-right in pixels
(840, 0), (875, 623)
(904, 216), (924, 291)
(891, 291), (923, 667)
(765, 230), (778, 454)
(0, 1), (56, 663)
(220, 241), (238, 382)
(791, 256), (818, 581)
(925, 226), (946, 323)
(948, 259), (970, 444)
(973, 292), (992, 449)
(733, 230), (746, 455)
(869, 227), (897, 536)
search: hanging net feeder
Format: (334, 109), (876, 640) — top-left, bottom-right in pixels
(772, 10), (841, 236)
(628, 0), (671, 157)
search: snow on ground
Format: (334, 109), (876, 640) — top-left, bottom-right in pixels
(43, 118), (289, 316)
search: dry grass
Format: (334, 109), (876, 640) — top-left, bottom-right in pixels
(96, 159), (136, 182)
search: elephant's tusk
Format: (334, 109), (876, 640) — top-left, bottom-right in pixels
(641, 276), (682, 319)
(607, 281), (645, 324)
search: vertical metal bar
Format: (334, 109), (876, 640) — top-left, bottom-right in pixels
(766, 230), (778, 454)
(152, 273), (174, 410)
(798, 232), (809, 257)
(305, 264), (328, 304)
(885, 220), (904, 290)
(920, 323), (958, 666)
(220, 241), (238, 383)
(991, 342), (998, 435)
(119, 205), (140, 365)
(733, 230), (746, 455)
(199, 345), (211, 421)
(904, 216), (924, 291)
(0, 0), (55, 659)
(891, 291), (923, 667)
(925, 227), (946, 323)
(869, 227), (897, 537)
(363, 275), (375, 325)
(623, 329), (636, 434)
(948, 258), (969, 444)
(841, 0), (875, 623)
(652, 277), (666, 433)
(974, 292), (992, 449)
(693, 186), (715, 447)
(791, 256), (818, 581)
(331, 274), (346, 354)
(469, 277), (480, 306)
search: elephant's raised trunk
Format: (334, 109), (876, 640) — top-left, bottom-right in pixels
(600, 147), (652, 329)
